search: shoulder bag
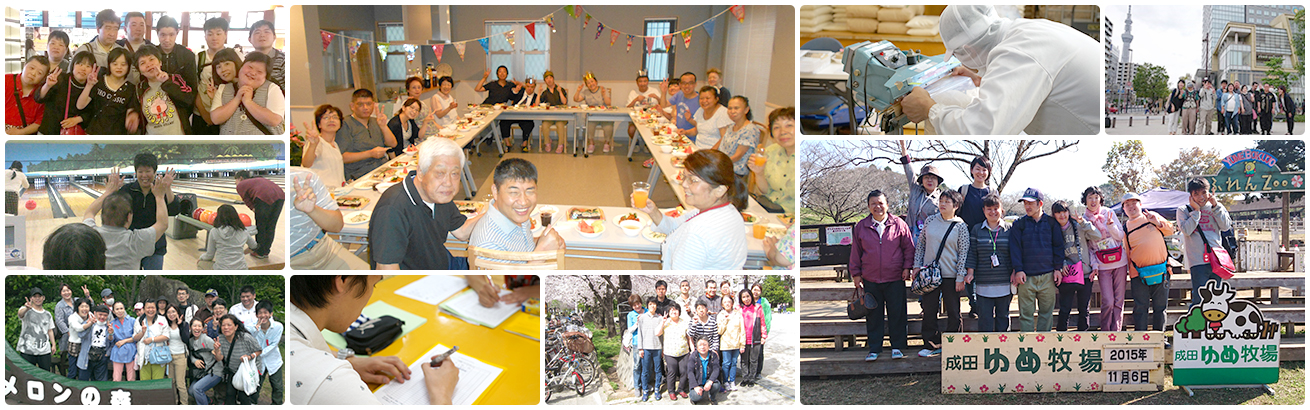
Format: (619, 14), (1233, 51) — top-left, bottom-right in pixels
(1190, 206), (1236, 279)
(911, 221), (957, 295)
(61, 80), (87, 135)
(1061, 223), (1087, 285)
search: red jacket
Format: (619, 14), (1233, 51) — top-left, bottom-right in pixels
(849, 214), (916, 283)
(741, 303), (767, 345)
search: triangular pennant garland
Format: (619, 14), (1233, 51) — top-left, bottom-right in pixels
(477, 38), (490, 54)
(595, 23), (604, 40)
(320, 31), (334, 50)
(681, 30), (692, 49)
(526, 23), (537, 40)
(610, 29), (620, 46)
(505, 30), (515, 47)
(377, 43), (389, 60)
(584, 13), (591, 29)
(662, 34), (674, 51)
(703, 18), (716, 39)
(645, 36), (654, 53)
(626, 34), (634, 52)
(433, 44), (444, 62)
(348, 39), (361, 56)
(545, 15), (555, 30)
(730, 5), (745, 22)
(404, 45), (416, 62)
(454, 42), (467, 60)
(565, 5), (575, 18)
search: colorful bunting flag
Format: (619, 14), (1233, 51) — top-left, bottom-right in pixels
(320, 31), (334, 50)
(348, 39), (361, 56)
(454, 42), (467, 60)
(545, 15), (555, 30)
(526, 22), (537, 39)
(433, 44), (444, 62)
(626, 35), (635, 52)
(645, 36), (654, 53)
(662, 34), (673, 50)
(594, 23), (604, 40)
(584, 13), (591, 29)
(565, 5), (575, 18)
(610, 29), (620, 46)
(505, 30), (515, 47)
(377, 43), (389, 60)
(703, 18), (716, 39)
(477, 38), (490, 53)
(681, 30), (692, 49)
(730, 5), (745, 22)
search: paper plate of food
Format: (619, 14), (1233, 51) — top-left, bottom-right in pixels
(741, 211), (761, 225)
(336, 196), (370, 210)
(567, 207), (605, 222)
(764, 223), (788, 238)
(574, 219), (605, 238)
(454, 200), (486, 217)
(353, 179), (379, 190)
(344, 210), (372, 225)
(390, 160), (412, 168)
(777, 213), (794, 225)
(332, 186), (353, 197)
(641, 226), (667, 243)
(404, 144), (420, 153)
(671, 157), (686, 168)
(613, 212), (647, 237)
(663, 206), (686, 219)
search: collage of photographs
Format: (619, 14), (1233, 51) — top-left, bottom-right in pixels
(0, 1), (1306, 407)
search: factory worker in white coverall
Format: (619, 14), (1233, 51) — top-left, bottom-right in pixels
(900, 5), (1100, 135)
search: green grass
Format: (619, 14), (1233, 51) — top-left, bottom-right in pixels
(801, 362), (1305, 405)
(587, 323), (620, 373)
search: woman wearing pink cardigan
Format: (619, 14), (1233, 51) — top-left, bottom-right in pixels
(737, 288), (768, 387)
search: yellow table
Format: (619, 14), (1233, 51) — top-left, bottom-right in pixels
(365, 275), (540, 405)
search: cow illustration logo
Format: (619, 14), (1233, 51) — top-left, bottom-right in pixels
(1175, 279), (1277, 340)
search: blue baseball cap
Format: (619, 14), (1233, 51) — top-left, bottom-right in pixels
(1019, 188), (1043, 203)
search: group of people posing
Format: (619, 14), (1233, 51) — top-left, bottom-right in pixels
(15, 284), (282, 405)
(40, 152), (284, 270)
(626, 280), (774, 404)
(849, 145), (1233, 361)
(1166, 78), (1299, 136)
(6, 9), (285, 135)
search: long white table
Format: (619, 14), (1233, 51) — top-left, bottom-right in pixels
(488, 106), (634, 158)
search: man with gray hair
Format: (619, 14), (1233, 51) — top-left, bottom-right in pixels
(368, 137), (482, 269)
(468, 158), (564, 260)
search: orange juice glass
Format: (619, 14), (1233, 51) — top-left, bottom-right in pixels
(632, 182), (651, 208)
(753, 223), (767, 239)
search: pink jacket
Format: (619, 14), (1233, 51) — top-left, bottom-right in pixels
(740, 303), (767, 345)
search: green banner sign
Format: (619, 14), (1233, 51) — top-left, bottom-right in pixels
(1201, 149), (1305, 194)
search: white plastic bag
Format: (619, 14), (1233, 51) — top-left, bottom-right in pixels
(232, 357), (260, 396)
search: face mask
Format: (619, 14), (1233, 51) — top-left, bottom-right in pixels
(105, 298), (115, 306)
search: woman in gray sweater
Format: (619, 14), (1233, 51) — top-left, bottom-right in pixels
(214, 314), (262, 404)
(188, 318), (222, 405)
(911, 189), (969, 357)
(1052, 201), (1101, 331)
(965, 194), (1014, 332)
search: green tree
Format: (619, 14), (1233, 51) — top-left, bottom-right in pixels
(761, 275), (793, 306)
(1103, 140), (1153, 195)
(1152, 147), (1223, 191)
(1132, 63), (1169, 107)
(1294, 10), (1305, 79)
(1263, 57), (1297, 90)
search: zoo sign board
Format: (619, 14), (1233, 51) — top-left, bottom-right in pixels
(941, 331), (1165, 394)
(1172, 280), (1281, 386)
(1201, 149), (1304, 194)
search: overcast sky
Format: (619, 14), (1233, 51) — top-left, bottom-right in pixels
(815, 138), (1262, 202)
(1104, 5), (1205, 83)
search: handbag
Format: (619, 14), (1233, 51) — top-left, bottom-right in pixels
(60, 80), (87, 135)
(846, 288), (868, 320)
(1126, 221), (1168, 286)
(147, 324), (172, 365)
(911, 221), (957, 295)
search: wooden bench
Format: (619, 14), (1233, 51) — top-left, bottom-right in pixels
(801, 265), (849, 282)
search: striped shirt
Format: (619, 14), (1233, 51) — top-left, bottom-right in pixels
(288, 168), (337, 254)
(966, 221), (1013, 288)
(687, 314), (720, 352)
(468, 202), (535, 263)
(654, 204), (747, 270)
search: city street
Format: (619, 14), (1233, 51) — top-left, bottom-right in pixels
(1105, 115), (1304, 135)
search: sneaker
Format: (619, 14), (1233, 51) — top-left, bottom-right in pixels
(655, 391), (662, 401)
(670, 393), (677, 401)
(587, 144), (596, 154)
(641, 392), (650, 402)
(604, 143), (612, 153)
(891, 349), (905, 359)
(642, 158), (655, 168)
(253, 253), (269, 260)
(521, 145), (530, 153)
(918, 349), (934, 357)
(930, 348), (942, 356)
(679, 392), (688, 398)
(865, 352), (879, 362)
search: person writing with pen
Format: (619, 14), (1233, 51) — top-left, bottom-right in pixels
(466, 275), (540, 307)
(289, 275), (459, 405)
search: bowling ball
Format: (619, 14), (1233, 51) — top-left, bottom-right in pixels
(25, 200), (36, 210)
(239, 214), (253, 227)
(192, 208), (205, 220)
(205, 211), (216, 225)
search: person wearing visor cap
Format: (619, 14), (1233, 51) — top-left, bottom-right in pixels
(900, 5), (1099, 135)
